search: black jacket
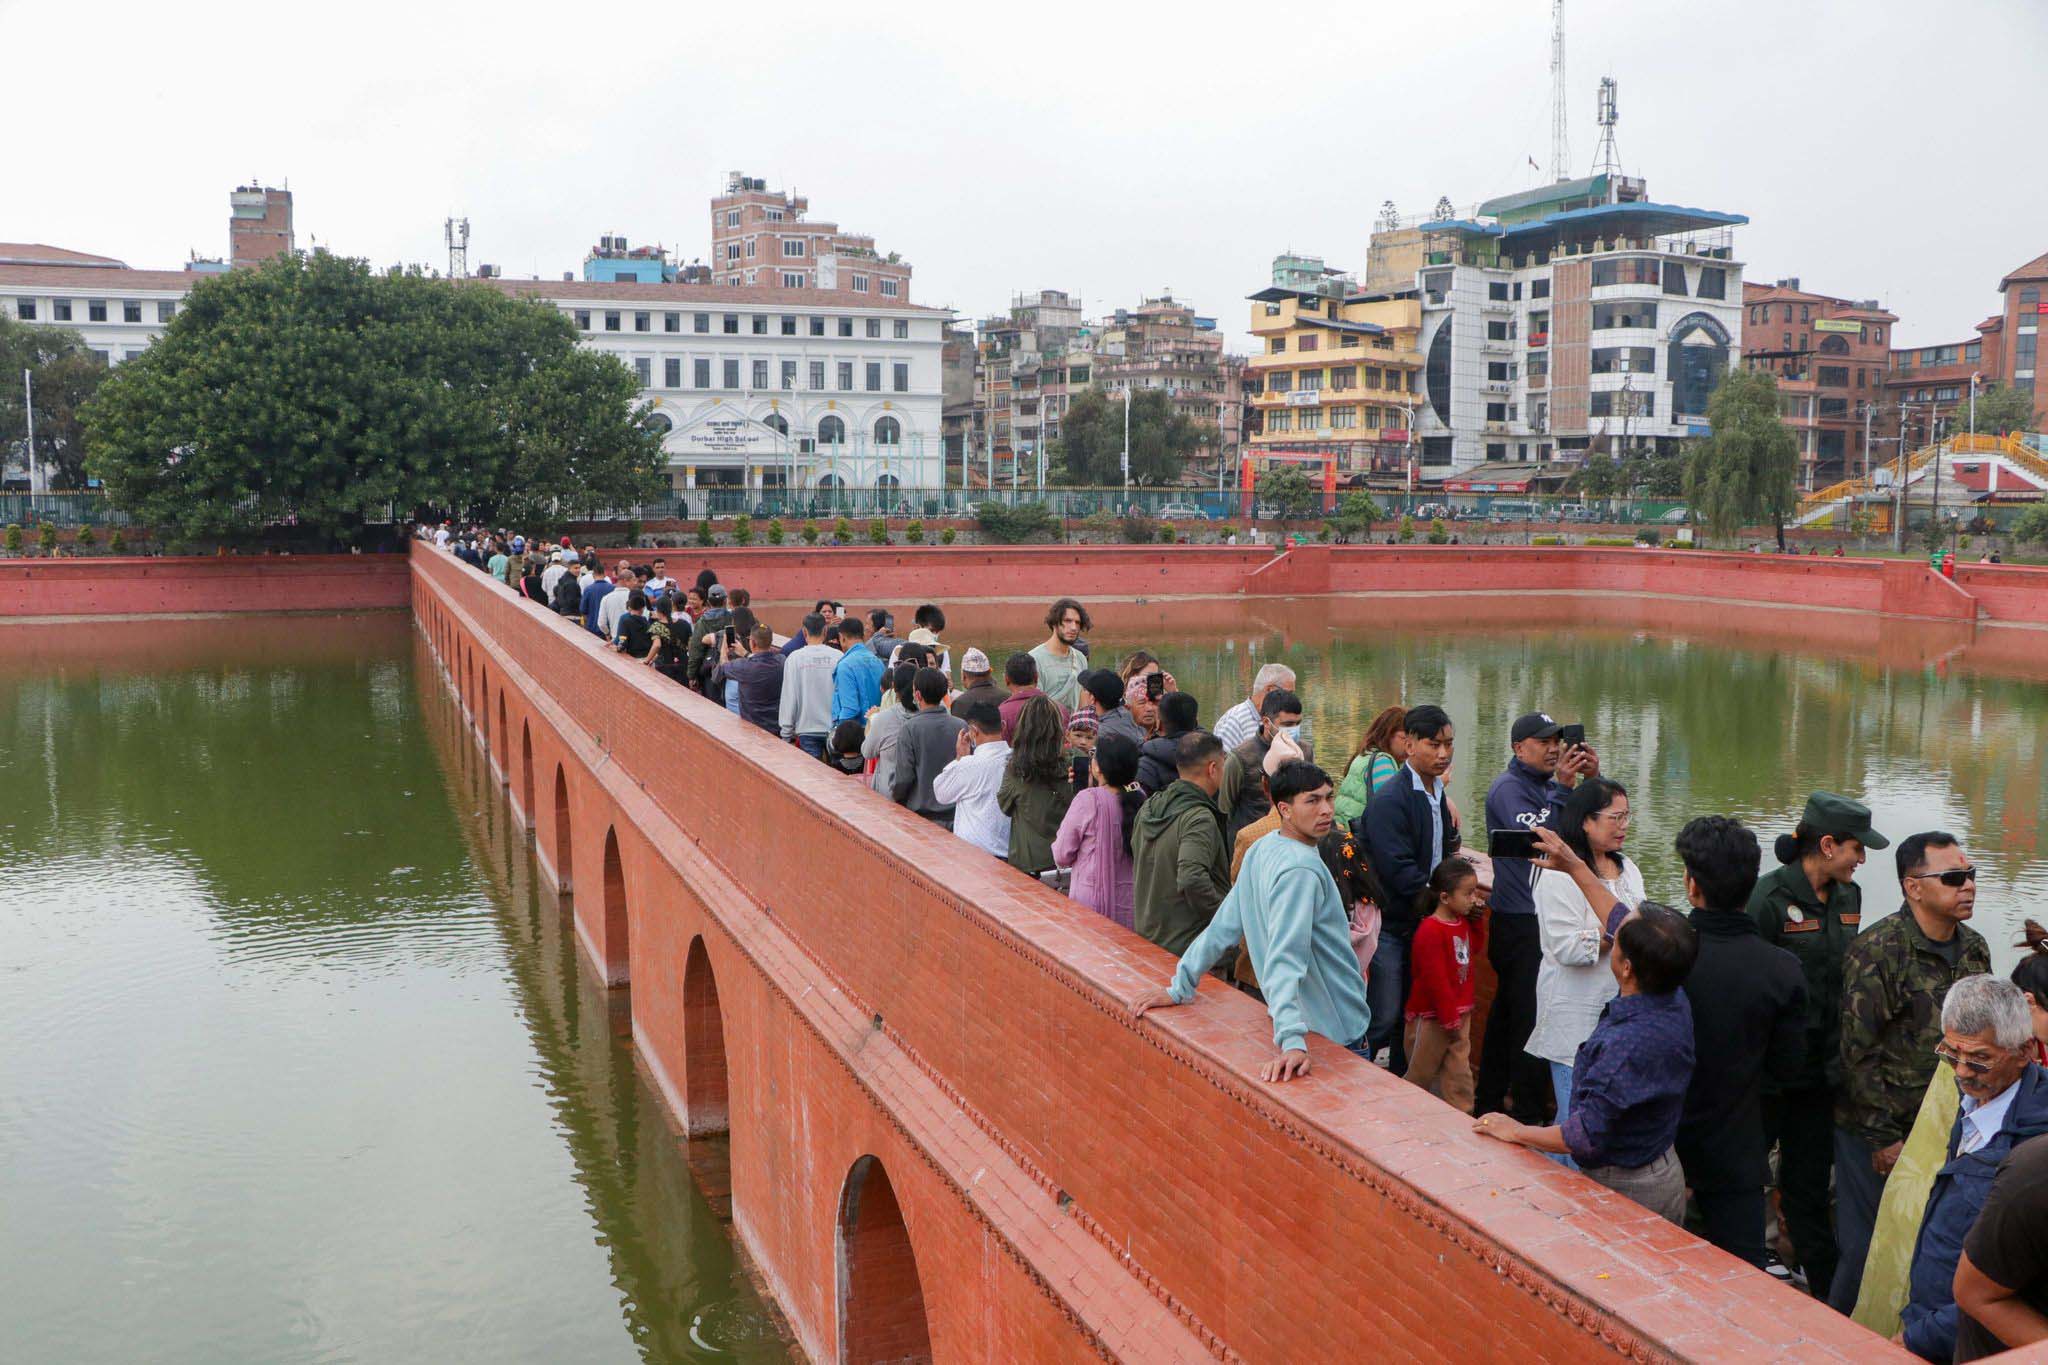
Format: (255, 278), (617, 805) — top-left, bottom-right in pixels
(1136, 731), (1185, 796)
(551, 573), (583, 616)
(1676, 908), (1808, 1191)
(1358, 765), (1458, 937)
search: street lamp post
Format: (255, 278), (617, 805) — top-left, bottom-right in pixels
(22, 368), (37, 496)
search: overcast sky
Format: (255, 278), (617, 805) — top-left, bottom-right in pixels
(9, 0), (2045, 353)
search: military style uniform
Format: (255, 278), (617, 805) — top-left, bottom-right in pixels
(1750, 860), (1862, 1293)
(1830, 904), (1989, 1309)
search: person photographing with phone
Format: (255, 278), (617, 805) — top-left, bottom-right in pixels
(1477, 713), (1600, 1125)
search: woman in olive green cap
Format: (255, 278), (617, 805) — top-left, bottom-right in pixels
(1749, 791), (1889, 1296)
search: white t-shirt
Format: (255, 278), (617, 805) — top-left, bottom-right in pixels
(1525, 858), (1646, 1067)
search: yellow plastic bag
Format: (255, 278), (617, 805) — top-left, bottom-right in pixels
(1851, 1061), (1959, 1339)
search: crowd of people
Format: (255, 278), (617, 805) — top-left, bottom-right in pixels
(429, 519), (2048, 1359)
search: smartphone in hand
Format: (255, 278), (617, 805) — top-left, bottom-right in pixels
(1488, 827), (1544, 859)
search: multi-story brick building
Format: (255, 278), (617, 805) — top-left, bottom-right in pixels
(708, 172), (911, 300)
(3, 183), (950, 502)
(1093, 295), (1241, 483)
(1739, 279), (1896, 488)
(1377, 172), (1746, 479)
(1244, 254), (1423, 481)
(975, 290), (1088, 485)
(1883, 323), (2001, 446)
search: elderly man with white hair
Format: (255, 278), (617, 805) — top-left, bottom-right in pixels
(1214, 662), (1297, 751)
(1893, 975), (2048, 1360)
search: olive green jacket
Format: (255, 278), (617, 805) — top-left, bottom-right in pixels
(998, 771), (1073, 877)
(1834, 907), (1990, 1149)
(1748, 861), (1865, 1092)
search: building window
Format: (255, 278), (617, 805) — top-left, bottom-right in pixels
(776, 360), (794, 389)
(751, 315), (768, 335)
(778, 315), (796, 336)
(1339, 334), (1360, 349)
(782, 273), (805, 289)
(1486, 402), (1508, 421)
(809, 316), (825, 337)
(783, 239), (805, 257)
(726, 243), (742, 262)
(1267, 370), (1292, 393)
(880, 280), (899, 298)
(664, 358), (681, 388)
(604, 311), (620, 331)
(1590, 257), (1660, 287)
(1591, 302), (1656, 330)
(1269, 336), (1286, 354)
(15, 300), (34, 320)
(1591, 347), (1656, 375)
(874, 416), (900, 445)
(715, 314), (734, 335)
(1331, 367), (1356, 391)
(122, 300), (141, 322)
(1966, 342), (1982, 363)
(866, 318), (881, 338)
(1697, 268), (1726, 300)
(1488, 281), (1509, 301)
(722, 359), (740, 389)
(892, 362), (909, 392)
(1267, 409), (1292, 433)
(837, 361), (854, 390)
(695, 358), (710, 388)
(573, 309), (590, 330)
(893, 319), (909, 339)
(1486, 320), (1510, 340)
(1661, 263), (1688, 296)
(54, 300), (70, 321)
(851, 274), (869, 293)
(1425, 321), (1453, 425)
(865, 362), (882, 391)
(633, 357), (651, 385)
(1297, 368), (1323, 391)
(749, 359), (768, 389)
(745, 239), (756, 258)
(838, 317), (854, 337)
(1299, 334), (1320, 352)
(725, 209), (739, 228)
(1331, 406), (1357, 429)
(88, 300), (107, 322)
(1818, 366), (1850, 387)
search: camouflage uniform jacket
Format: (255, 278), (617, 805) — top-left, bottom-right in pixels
(1834, 906), (1990, 1149)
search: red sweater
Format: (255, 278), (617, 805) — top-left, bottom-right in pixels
(1407, 913), (1483, 1024)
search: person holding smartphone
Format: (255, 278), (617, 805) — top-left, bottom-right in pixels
(1477, 713), (1600, 1126)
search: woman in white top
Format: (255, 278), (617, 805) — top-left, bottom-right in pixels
(1524, 776), (1642, 1164)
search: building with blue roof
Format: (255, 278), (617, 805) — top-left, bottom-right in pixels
(1369, 172), (1748, 480)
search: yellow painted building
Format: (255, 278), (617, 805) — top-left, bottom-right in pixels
(1246, 255), (1422, 476)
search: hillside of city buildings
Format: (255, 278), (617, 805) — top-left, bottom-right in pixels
(6, 169), (2048, 513)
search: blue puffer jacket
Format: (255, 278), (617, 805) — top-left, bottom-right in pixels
(1901, 1063), (2048, 1361)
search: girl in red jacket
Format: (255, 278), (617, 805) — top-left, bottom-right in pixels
(1407, 859), (1487, 1112)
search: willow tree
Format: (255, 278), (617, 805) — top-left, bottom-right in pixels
(1683, 367), (1799, 548)
(83, 251), (665, 543)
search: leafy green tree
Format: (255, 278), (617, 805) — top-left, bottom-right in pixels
(2011, 503), (2048, 545)
(1964, 382), (2036, 438)
(696, 519), (714, 546)
(83, 251), (664, 543)
(867, 517), (888, 544)
(1256, 465), (1317, 524)
(767, 517), (785, 545)
(37, 522), (57, 555)
(1052, 388), (1214, 486)
(974, 500), (1058, 543)
(0, 315), (110, 489)
(1683, 368), (1799, 547)
(940, 526), (957, 544)
(1573, 454), (1620, 499)
(1428, 517), (1450, 544)
(801, 519), (819, 545)
(1326, 491), (1381, 543)
(1398, 514), (1415, 543)
(904, 519), (924, 544)
(3, 524), (20, 556)
(733, 513), (753, 546)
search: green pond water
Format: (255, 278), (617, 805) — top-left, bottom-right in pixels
(4, 596), (2046, 1361)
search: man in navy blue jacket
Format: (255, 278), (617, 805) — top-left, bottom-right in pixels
(1478, 712), (1599, 1121)
(1359, 703), (1457, 1074)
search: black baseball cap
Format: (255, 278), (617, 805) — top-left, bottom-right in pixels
(1510, 712), (1566, 744)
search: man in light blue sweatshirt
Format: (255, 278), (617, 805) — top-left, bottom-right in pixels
(1134, 760), (1370, 1083)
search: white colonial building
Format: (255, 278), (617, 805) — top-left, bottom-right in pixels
(3, 212), (949, 501)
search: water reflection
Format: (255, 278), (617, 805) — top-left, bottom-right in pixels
(936, 598), (2048, 967)
(0, 614), (784, 1364)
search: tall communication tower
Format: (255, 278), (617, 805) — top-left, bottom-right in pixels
(445, 217), (469, 279)
(1591, 77), (1622, 177)
(1549, 0), (1569, 181)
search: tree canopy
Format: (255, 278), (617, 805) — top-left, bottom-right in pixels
(83, 251), (666, 542)
(1255, 464), (1318, 522)
(1683, 367), (1799, 546)
(0, 315), (110, 489)
(1052, 387), (1214, 486)
(1963, 381), (2036, 438)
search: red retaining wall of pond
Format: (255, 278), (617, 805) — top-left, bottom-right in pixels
(413, 542), (1895, 1364)
(0, 554), (410, 617)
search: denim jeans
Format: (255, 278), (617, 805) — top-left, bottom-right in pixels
(1365, 926), (1413, 1072)
(796, 733), (827, 760)
(1547, 1060), (1578, 1169)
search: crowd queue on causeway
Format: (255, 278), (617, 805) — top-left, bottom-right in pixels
(431, 521), (2048, 1359)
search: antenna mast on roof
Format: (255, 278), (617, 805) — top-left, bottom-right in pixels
(445, 217), (469, 279)
(1591, 76), (1622, 177)
(1549, 0), (1569, 181)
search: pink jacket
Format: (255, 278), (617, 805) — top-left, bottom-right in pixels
(1051, 786), (1135, 929)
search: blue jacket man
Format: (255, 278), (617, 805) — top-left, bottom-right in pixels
(1356, 704), (1456, 1072)
(831, 623), (886, 723)
(578, 572), (613, 635)
(1900, 991), (2048, 1362)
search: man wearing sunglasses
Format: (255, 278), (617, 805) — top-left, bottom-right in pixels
(1831, 831), (1992, 1312)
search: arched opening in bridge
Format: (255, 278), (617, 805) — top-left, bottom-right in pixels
(519, 723), (534, 827)
(495, 690), (508, 783)
(681, 937), (729, 1134)
(552, 765), (574, 893)
(600, 827), (630, 986)
(480, 665), (492, 760)
(837, 1156), (933, 1365)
